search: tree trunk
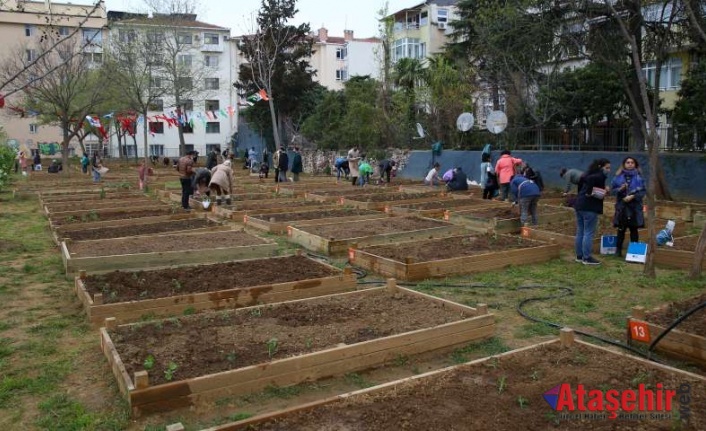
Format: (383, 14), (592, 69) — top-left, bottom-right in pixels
(267, 95), (281, 148)
(653, 159), (673, 200)
(689, 227), (706, 278)
(61, 125), (70, 178)
(143, 110), (149, 165)
(643, 136), (658, 278)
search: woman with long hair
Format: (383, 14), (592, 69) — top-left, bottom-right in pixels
(611, 157), (646, 256)
(574, 158), (612, 265)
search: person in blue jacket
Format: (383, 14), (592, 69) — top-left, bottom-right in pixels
(334, 157), (349, 181)
(611, 156), (646, 257)
(510, 166), (542, 226)
(574, 158), (611, 265)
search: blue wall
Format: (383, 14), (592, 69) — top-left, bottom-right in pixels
(400, 150), (706, 201)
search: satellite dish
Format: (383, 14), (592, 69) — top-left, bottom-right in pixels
(456, 112), (474, 132)
(416, 122), (425, 139)
(486, 110), (508, 135)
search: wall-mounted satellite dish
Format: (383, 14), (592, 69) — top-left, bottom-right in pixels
(416, 122), (425, 139)
(486, 110), (508, 135)
(456, 112), (475, 132)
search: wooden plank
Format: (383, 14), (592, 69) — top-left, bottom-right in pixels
(654, 247), (706, 270)
(628, 318), (706, 367)
(53, 213), (198, 234)
(245, 212), (388, 234)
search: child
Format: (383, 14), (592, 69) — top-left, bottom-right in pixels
(424, 162), (442, 186)
(137, 160), (154, 191)
(259, 161), (270, 180)
(358, 158), (373, 186)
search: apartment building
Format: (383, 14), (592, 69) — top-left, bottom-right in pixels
(309, 27), (381, 90)
(0, 0), (108, 155)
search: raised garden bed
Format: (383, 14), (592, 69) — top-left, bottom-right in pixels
(55, 217), (226, 243)
(214, 200), (338, 221)
(50, 207), (176, 228)
(629, 298), (706, 368)
(288, 216), (466, 255)
(388, 198), (504, 218)
(207, 330), (705, 430)
(41, 191), (144, 203)
(100, 286), (494, 416)
(52, 212), (198, 236)
(445, 205), (574, 234)
(525, 216), (614, 253)
(350, 234), (560, 281)
(244, 208), (388, 234)
(61, 229), (277, 275)
(304, 188), (400, 203)
(654, 235), (706, 270)
(44, 197), (156, 215)
(341, 191), (448, 211)
(655, 201), (706, 222)
(76, 254), (356, 326)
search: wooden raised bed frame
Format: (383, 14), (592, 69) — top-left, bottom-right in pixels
(444, 206), (574, 234)
(60, 231), (278, 276)
(243, 211), (390, 234)
(653, 237), (706, 270)
(628, 306), (706, 369)
(287, 217), (466, 255)
(349, 235), (561, 281)
(75, 255), (357, 326)
(100, 284), (495, 417)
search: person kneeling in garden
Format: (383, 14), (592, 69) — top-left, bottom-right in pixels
(209, 160), (235, 205)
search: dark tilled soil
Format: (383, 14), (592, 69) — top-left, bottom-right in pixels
(460, 205), (563, 220)
(108, 289), (469, 385)
(45, 198), (154, 213)
(249, 343), (705, 430)
(302, 217), (448, 239)
(346, 192), (441, 203)
(51, 208), (174, 225)
(68, 230), (267, 257)
(250, 208), (382, 223)
(41, 193), (143, 203)
(647, 292), (706, 337)
(84, 255), (340, 303)
(224, 200), (331, 211)
(395, 199), (501, 211)
(671, 235), (699, 251)
(363, 234), (542, 262)
(62, 218), (219, 241)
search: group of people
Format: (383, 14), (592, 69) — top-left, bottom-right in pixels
(344, 146), (398, 187)
(176, 150), (235, 210)
(424, 163), (469, 192)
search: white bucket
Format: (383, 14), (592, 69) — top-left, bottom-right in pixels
(202, 200), (211, 210)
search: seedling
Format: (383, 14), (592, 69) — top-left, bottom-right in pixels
(143, 354), (155, 370)
(305, 338), (313, 349)
(266, 338), (279, 358)
(183, 307), (195, 316)
(518, 396), (529, 409)
(225, 351), (237, 363)
(99, 188), (106, 199)
(139, 290), (148, 298)
(497, 376), (507, 393)
(530, 370), (540, 381)
(250, 308), (262, 317)
(164, 361), (178, 381)
(171, 279), (182, 290)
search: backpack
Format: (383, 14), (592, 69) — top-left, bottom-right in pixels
(525, 166), (544, 191)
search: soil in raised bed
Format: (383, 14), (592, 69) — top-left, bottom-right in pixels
(46, 198), (154, 212)
(396, 199), (496, 211)
(460, 205), (564, 220)
(670, 235), (699, 252)
(84, 255), (340, 303)
(346, 192), (441, 203)
(534, 218), (615, 237)
(302, 217), (449, 239)
(247, 342), (705, 430)
(52, 208), (174, 226)
(108, 289), (469, 385)
(62, 218), (219, 241)
(363, 234), (542, 262)
(225, 200), (333, 211)
(68, 230), (267, 257)
(251, 208), (382, 223)
(646, 292), (706, 338)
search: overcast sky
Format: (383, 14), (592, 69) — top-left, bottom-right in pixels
(100, 0), (412, 38)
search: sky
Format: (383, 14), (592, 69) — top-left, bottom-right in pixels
(99, 0), (413, 38)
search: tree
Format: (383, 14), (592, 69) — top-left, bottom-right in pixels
(236, 0), (315, 151)
(392, 57), (426, 140)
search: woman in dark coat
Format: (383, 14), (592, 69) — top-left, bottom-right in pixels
(610, 157), (646, 256)
(574, 158), (611, 265)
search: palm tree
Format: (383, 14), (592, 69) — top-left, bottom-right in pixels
(392, 58), (426, 137)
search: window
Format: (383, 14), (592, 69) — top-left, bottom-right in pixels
(204, 33), (219, 45)
(335, 69), (348, 81)
(437, 9), (448, 23)
(205, 100), (220, 111)
(83, 52), (103, 64)
(391, 38), (425, 62)
(29, 124), (38, 134)
(25, 25), (35, 37)
(643, 57), (683, 90)
(206, 144), (221, 153)
(182, 122), (193, 133)
(420, 11), (429, 26)
(26, 49), (37, 62)
(181, 100), (194, 111)
(147, 52), (163, 66)
(149, 145), (164, 156)
(178, 55), (192, 67)
(118, 29), (136, 43)
(177, 32), (193, 44)
(149, 122), (164, 134)
(206, 122), (220, 134)
(58, 27), (70, 37)
(204, 55), (219, 67)
(336, 47), (347, 60)
(204, 78), (219, 90)
(146, 31), (163, 44)
(148, 98), (164, 111)
(82, 28), (102, 46)
(150, 77), (163, 90)
(176, 77), (193, 91)
(185, 144), (195, 153)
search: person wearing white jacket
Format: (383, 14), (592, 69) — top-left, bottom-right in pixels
(209, 160), (234, 205)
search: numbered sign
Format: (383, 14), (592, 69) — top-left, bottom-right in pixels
(287, 226), (293, 237)
(629, 320), (651, 342)
(348, 249), (356, 262)
(243, 215), (248, 224)
(444, 210), (450, 221)
(600, 235), (617, 255)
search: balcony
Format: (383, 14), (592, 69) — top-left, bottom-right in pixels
(201, 44), (224, 53)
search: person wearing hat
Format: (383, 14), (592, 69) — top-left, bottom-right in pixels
(209, 159), (234, 205)
(177, 150), (197, 210)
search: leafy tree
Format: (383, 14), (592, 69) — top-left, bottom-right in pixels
(671, 59), (706, 148)
(392, 57), (426, 137)
(300, 89), (345, 149)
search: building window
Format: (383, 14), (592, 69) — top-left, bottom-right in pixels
(29, 124), (38, 134)
(178, 55), (192, 67)
(420, 11), (429, 26)
(643, 57), (683, 90)
(25, 25), (35, 37)
(391, 38), (426, 63)
(118, 29), (136, 43)
(185, 144), (195, 153)
(148, 98), (164, 111)
(176, 77), (193, 91)
(204, 78), (219, 90)
(336, 69), (348, 81)
(59, 27), (70, 36)
(336, 47), (347, 60)
(82, 52), (103, 65)
(26, 49), (37, 62)
(147, 52), (163, 66)
(437, 9), (448, 23)
(204, 33), (220, 45)
(149, 122), (164, 134)
(177, 32), (193, 44)
(204, 55), (219, 67)
(181, 100), (194, 111)
(146, 31), (163, 44)
(206, 122), (220, 134)
(149, 144), (164, 156)
(182, 121), (193, 133)
(82, 28), (102, 46)
(150, 77), (163, 90)
(205, 100), (220, 111)
(206, 144), (221, 153)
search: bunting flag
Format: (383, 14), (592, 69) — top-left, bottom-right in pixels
(0, 94), (4, 108)
(196, 112), (206, 125)
(103, 112), (114, 119)
(227, 105), (235, 116)
(238, 99), (254, 107)
(85, 115), (102, 128)
(247, 88), (269, 103)
(219, 108), (228, 118)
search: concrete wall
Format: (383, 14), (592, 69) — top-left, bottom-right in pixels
(398, 150), (706, 201)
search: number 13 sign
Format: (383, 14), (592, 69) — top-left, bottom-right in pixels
(629, 320), (651, 342)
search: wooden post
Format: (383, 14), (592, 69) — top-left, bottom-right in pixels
(631, 306), (646, 320)
(93, 293), (103, 305)
(405, 257), (415, 265)
(343, 267), (352, 275)
(295, 249), (304, 257)
(560, 328), (575, 347)
(134, 370), (149, 389)
(79, 270), (87, 280)
(165, 423), (185, 431)
(104, 317), (117, 330)
(386, 278), (398, 293)
(476, 303), (489, 315)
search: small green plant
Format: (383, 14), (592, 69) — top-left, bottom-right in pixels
(171, 279), (182, 290)
(143, 354), (155, 370)
(497, 376), (507, 393)
(99, 188), (106, 199)
(304, 338), (313, 349)
(393, 354), (409, 367)
(225, 351), (237, 363)
(183, 307), (195, 316)
(266, 338), (279, 358)
(139, 290), (148, 298)
(530, 370), (540, 381)
(164, 361), (178, 381)
(250, 308), (262, 317)
(87, 210), (99, 221)
(518, 396), (529, 409)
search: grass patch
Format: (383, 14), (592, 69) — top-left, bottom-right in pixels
(344, 372), (374, 388)
(450, 337), (511, 364)
(514, 322), (558, 339)
(35, 393), (96, 430)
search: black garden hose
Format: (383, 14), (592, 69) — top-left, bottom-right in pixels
(647, 301), (706, 358)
